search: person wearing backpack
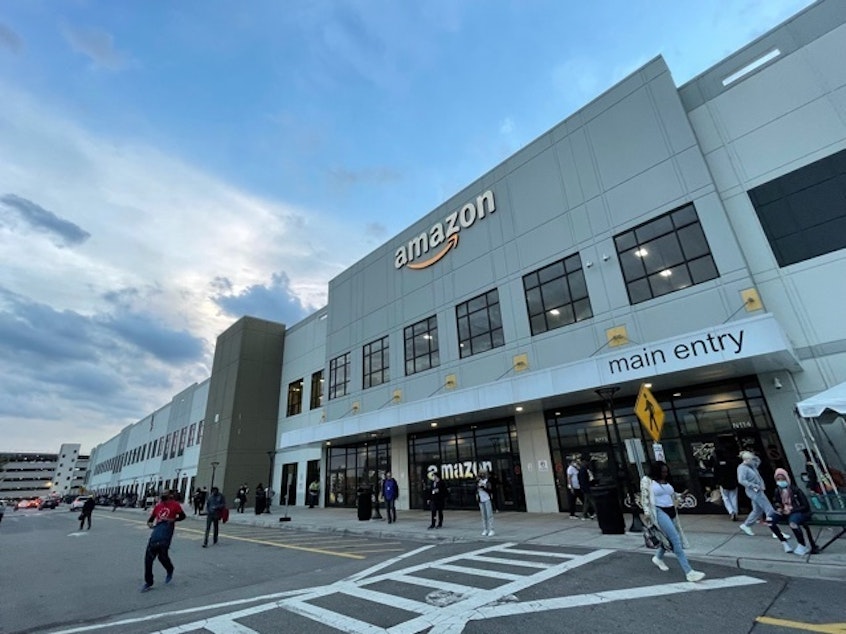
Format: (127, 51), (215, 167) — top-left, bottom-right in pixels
(577, 459), (597, 520)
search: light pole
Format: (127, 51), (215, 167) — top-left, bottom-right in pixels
(266, 451), (274, 512)
(210, 461), (220, 491)
(595, 386), (642, 532)
(174, 468), (182, 501)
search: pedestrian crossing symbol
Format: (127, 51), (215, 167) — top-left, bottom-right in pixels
(635, 384), (665, 442)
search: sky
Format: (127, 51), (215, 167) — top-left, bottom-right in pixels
(0, 0), (817, 454)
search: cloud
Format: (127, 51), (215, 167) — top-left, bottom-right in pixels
(327, 166), (402, 188)
(0, 23), (23, 53)
(212, 272), (310, 325)
(0, 83), (372, 453)
(1, 193), (91, 246)
(62, 25), (128, 70)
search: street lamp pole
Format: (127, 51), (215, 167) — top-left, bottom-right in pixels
(595, 386), (643, 532)
(174, 468), (182, 501)
(266, 451), (274, 511)
(210, 461), (220, 491)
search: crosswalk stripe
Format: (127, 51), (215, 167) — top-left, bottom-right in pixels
(341, 586), (431, 614)
(431, 563), (524, 581)
(466, 554), (552, 569)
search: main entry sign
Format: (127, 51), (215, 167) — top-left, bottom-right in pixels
(634, 384), (665, 442)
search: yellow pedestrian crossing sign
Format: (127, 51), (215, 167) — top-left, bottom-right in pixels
(635, 384), (665, 442)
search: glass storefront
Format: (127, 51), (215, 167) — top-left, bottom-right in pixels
(408, 418), (526, 511)
(326, 439), (390, 508)
(546, 377), (788, 514)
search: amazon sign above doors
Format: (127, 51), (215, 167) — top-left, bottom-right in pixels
(394, 190), (496, 270)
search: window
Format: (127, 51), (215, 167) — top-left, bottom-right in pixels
(404, 315), (439, 375)
(310, 370), (324, 409)
(197, 420), (204, 445)
(287, 378), (304, 416)
(187, 424), (195, 447)
(614, 204), (718, 305)
(329, 353), (351, 400)
(748, 149), (846, 267)
(363, 336), (390, 389)
(523, 253), (592, 335)
(456, 289), (504, 357)
(178, 428), (187, 456)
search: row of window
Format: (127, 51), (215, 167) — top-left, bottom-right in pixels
(283, 204), (718, 416)
(92, 420), (205, 476)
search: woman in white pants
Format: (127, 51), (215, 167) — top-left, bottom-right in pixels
(477, 471), (494, 537)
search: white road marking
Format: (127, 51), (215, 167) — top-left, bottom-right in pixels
(430, 563), (524, 581)
(465, 554), (552, 569)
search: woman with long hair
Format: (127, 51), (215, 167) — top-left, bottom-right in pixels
(641, 461), (705, 582)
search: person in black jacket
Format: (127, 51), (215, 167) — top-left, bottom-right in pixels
(79, 496), (96, 530)
(577, 459), (596, 520)
(427, 472), (448, 529)
(713, 445), (740, 520)
(771, 468), (817, 556)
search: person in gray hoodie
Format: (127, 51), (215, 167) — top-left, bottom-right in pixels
(736, 451), (792, 550)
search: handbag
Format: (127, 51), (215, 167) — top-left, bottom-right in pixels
(221, 507), (229, 523)
(643, 524), (674, 551)
(643, 525), (662, 549)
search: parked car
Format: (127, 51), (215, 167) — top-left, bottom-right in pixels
(16, 499), (39, 509)
(38, 498), (59, 510)
(69, 496), (92, 512)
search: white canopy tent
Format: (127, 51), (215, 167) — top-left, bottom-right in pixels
(794, 382), (846, 512)
(796, 381), (846, 420)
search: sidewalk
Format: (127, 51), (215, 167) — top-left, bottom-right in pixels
(182, 505), (846, 581)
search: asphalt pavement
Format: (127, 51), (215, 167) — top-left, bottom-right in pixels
(156, 503), (846, 582)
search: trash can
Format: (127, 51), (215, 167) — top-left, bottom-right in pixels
(591, 485), (625, 534)
(357, 486), (372, 521)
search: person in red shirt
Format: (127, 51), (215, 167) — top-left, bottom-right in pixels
(141, 490), (186, 592)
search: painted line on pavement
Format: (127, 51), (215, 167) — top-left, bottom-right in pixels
(756, 615), (846, 633)
(47, 544), (435, 634)
(101, 514), (366, 559)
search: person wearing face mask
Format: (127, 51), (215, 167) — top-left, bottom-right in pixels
(737, 451), (793, 551)
(771, 468), (816, 556)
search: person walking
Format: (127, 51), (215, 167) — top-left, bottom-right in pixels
(566, 459), (584, 519)
(371, 477), (384, 520)
(254, 483), (266, 515)
(737, 451), (793, 551)
(236, 484), (249, 513)
(771, 468), (816, 556)
(427, 472), (448, 529)
(308, 479), (320, 508)
(197, 487), (208, 516)
(192, 488), (203, 515)
(382, 472), (399, 523)
(141, 490), (186, 592)
(203, 486), (226, 548)
(265, 487), (274, 514)
(713, 445), (740, 520)
(79, 496), (96, 530)
(577, 459), (596, 520)
(641, 461), (706, 582)
(477, 470), (495, 536)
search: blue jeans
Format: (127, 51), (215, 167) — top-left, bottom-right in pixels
(742, 488), (776, 527)
(655, 508), (692, 574)
(479, 500), (493, 533)
(385, 498), (397, 523)
(204, 515), (219, 545)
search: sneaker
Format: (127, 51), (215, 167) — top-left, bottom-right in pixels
(793, 544), (810, 556)
(487, 530), (495, 537)
(651, 556), (669, 572)
(686, 570), (705, 582)
(140, 583), (153, 593)
(739, 524), (754, 536)
(782, 541), (793, 553)
(569, 515), (578, 520)
(482, 530), (489, 536)
(165, 574), (173, 584)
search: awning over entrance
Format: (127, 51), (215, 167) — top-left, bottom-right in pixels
(796, 381), (846, 420)
(281, 313), (800, 450)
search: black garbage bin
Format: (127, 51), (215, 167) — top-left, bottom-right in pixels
(591, 485), (625, 534)
(356, 486), (372, 521)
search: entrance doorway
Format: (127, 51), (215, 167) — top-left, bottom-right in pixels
(281, 462), (297, 506)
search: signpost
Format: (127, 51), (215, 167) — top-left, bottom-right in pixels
(634, 384), (665, 443)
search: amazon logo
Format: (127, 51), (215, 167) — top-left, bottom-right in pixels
(394, 190), (495, 270)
